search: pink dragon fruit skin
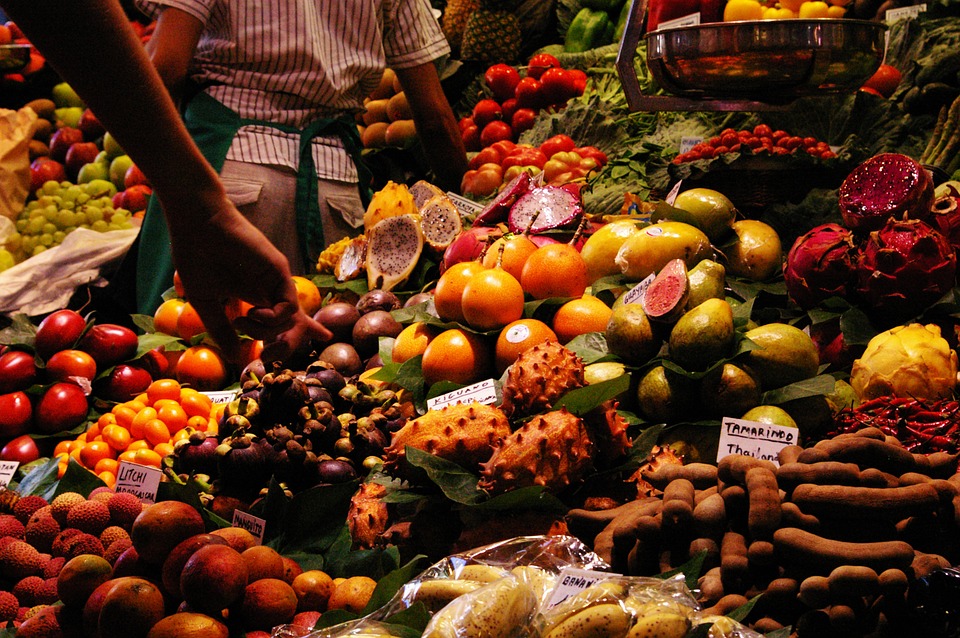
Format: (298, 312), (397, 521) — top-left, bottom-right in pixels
(784, 223), (858, 310)
(838, 153), (935, 233)
(855, 218), (957, 320)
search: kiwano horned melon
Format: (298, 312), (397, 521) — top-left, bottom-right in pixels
(500, 341), (586, 418)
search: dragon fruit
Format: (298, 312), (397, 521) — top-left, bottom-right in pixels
(783, 223), (858, 309)
(928, 194), (960, 254)
(507, 185), (583, 235)
(855, 218), (956, 320)
(473, 171), (531, 227)
(838, 153), (935, 232)
(366, 214), (424, 291)
(440, 225), (500, 272)
(850, 323), (958, 401)
(417, 194), (463, 254)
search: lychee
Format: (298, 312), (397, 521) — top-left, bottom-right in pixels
(49, 492), (85, 525)
(24, 515), (60, 553)
(11, 496), (48, 525)
(104, 537), (132, 565)
(106, 492), (142, 528)
(0, 514), (25, 539)
(0, 539), (43, 580)
(12, 576), (45, 606)
(61, 532), (104, 559)
(65, 500), (110, 535)
(99, 525), (129, 549)
(0, 590), (17, 622)
(51, 528), (83, 557)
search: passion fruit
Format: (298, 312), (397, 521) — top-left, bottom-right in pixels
(615, 221), (712, 282)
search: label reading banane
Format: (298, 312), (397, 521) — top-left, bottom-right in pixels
(428, 378), (498, 411)
(546, 567), (624, 609)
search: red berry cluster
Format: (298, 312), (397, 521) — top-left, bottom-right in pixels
(459, 53), (588, 152)
(672, 124), (837, 164)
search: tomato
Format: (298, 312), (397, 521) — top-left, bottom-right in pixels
(0, 350), (38, 393)
(720, 132), (739, 147)
(502, 147), (547, 170)
(461, 163), (504, 198)
(539, 68), (577, 105)
(526, 53), (560, 80)
(0, 434), (40, 464)
(491, 140), (517, 157)
(461, 123), (480, 152)
(468, 146), (503, 170)
(45, 349), (97, 383)
(0, 391), (33, 439)
(862, 63), (901, 98)
(539, 134), (576, 159)
(500, 98), (519, 124)
(484, 63), (521, 103)
(458, 116), (475, 133)
(479, 120), (514, 147)
(574, 146), (608, 165)
(472, 98), (503, 130)
(34, 309), (86, 359)
(567, 69), (588, 96)
(34, 382), (89, 434)
(514, 77), (543, 110)
(511, 108), (537, 136)
(753, 124), (773, 138)
(78, 323), (139, 368)
(94, 363), (153, 403)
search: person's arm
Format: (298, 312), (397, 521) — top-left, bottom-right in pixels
(1, 0), (331, 362)
(143, 6), (203, 105)
(395, 63), (469, 193)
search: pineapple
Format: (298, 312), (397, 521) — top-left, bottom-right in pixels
(460, 7), (522, 64)
(442, 0), (481, 56)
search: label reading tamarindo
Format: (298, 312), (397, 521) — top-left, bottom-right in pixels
(717, 417), (797, 466)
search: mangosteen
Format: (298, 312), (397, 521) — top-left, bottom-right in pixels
(403, 292), (433, 308)
(352, 310), (402, 358)
(318, 342), (363, 377)
(365, 354), (383, 370)
(314, 302), (361, 343)
(356, 289), (401, 314)
(316, 458), (358, 484)
(307, 367), (346, 394)
(240, 358), (267, 386)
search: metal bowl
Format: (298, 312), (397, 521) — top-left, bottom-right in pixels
(645, 19), (887, 100)
(0, 44), (31, 72)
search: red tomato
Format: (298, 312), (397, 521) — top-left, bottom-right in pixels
(567, 69), (588, 96)
(574, 146), (608, 165)
(78, 323), (139, 369)
(0, 350), (38, 393)
(862, 63), (901, 98)
(511, 108), (537, 135)
(34, 309), (86, 359)
(500, 98), (519, 124)
(461, 124), (481, 152)
(0, 391), (32, 439)
(472, 98), (503, 130)
(468, 146), (503, 170)
(484, 63), (521, 103)
(34, 382), (89, 434)
(539, 134), (576, 159)
(526, 53), (561, 80)
(0, 434), (40, 465)
(461, 163), (504, 198)
(753, 124), (773, 138)
(502, 147), (547, 170)
(514, 77), (543, 110)
(458, 116), (475, 133)
(539, 68), (577, 105)
(480, 121), (514, 147)
(490, 139), (518, 158)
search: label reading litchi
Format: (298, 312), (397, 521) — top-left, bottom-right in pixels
(717, 417), (797, 466)
(546, 567), (624, 609)
(658, 12), (701, 29)
(620, 273), (656, 306)
(427, 378), (498, 411)
(116, 461), (163, 504)
(0, 461), (18, 488)
(232, 510), (266, 545)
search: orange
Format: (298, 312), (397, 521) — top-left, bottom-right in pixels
(461, 268), (525, 331)
(153, 298), (186, 337)
(292, 276), (322, 316)
(79, 440), (115, 470)
(237, 338), (263, 369)
(520, 244), (588, 300)
(176, 344), (229, 391)
(156, 401), (188, 434)
(146, 378), (181, 405)
(129, 448), (163, 468)
(130, 406), (158, 440)
(494, 319), (558, 374)
(101, 424), (131, 452)
(179, 388), (214, 419)
(176, 301), (207, 340)
(97, 412), (117, 430)
(434, 261), (486, 323)
(391, 322), (438, 363)
(421, 328), (492, 386)
(53, 440), (76, 457)
(142, 418), (171, 447)
(552, 295), (614, 344)
(481, 235), (538, 281)
(186, 415), (212, 432)
(98, 471), (117, 489)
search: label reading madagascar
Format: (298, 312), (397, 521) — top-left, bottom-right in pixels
(546, 567), (623, 609)
(0, 461), (18, 488)
(717, 417), (798, 466)
(428, 378), (498, 411)
(232, 510), (266, 545)
(115, 461), (163, 504)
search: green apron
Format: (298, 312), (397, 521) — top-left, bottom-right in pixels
(135, 90), (370, 315)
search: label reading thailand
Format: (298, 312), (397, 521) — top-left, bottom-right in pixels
(232, 510), (266, 544)
(428, 378), (498, 411)
(203, 389), (239, 405)
(886, 4), (926, 21)
(679, 137), (703, 155)
(115, 461), (163, 504)
(658, 12), (702, 29)
(0, 461), (18, 488)
(620, 273), (656, 306)
(446, 192), (485, 218)
(546, 567), (623, 609)
(717, 417), (798, 466)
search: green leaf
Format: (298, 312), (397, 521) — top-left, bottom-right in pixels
(726, 594), (762, 622)
(764, 628), (793, 638)
(565, 331), (611, 364)
(839, 306), (880, 347)
(313, 273), (370, 298)
(0, 313), (37, 349)
(363, 555), (430, 616)
(622, 424), (664, 469)
(131, 313), (155, 333)
(267, 481), (361, 555)
(13, 457), (60, 497)
(554, 374), (630, 415)
(405, 446), (484, 505)
(657, 549), (705, 592)
(312, 607), (359, 629)
(53, 458), (106, 498)
(762, 374), (837, 404)
(470, 486), (568, 513)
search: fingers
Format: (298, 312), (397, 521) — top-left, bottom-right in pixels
(189, 296), (241, 363)
(258, 312), (333, 365)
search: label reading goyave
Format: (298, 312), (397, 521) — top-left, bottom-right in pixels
(658, 12), (702, 29)
(427, 378), (498, 411)
(717, 417), (798, 466)
(232, 510), (266, 545)
(0, 461), (18, 488)
(620, 273), (656, 307)
(546, 567), (623, 609)
(115, 461), (163, 504)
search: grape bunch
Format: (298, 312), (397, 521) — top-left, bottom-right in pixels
(5, 179), (134, 264)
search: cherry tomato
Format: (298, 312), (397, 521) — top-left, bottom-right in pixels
(539, 134), (576, 159)
(514, 77), (543, 110)
(34, 382), (89, 434)
(500, 98), (519, 124)
(862, 63), (901, 98)
(458, 116), (476, 133)
(484, 63), (521, 103)
(480, 120), (514, 147)
(753, 124), (773, 138)
(511, 108), (537, 135)
(526, 53), (561, 80)
(539, 68), (577, 105)
(472, 98), (503, 130)
(0, 391), (32, 439)
(574, 146), (608, 165)
(567, 69), (588, 96)
(490, 140), (518, 158)
(461, 124), (480, 152)
(502, 147), (547, 170)
(461, 163), (504, 198)
(468, 146), (503, 170)
(720, 132), (738, 147)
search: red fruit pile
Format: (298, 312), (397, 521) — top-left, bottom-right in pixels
(672, 125), (837, 163)
(459, 53), (587, 152)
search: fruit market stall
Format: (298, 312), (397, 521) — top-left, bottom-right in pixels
(4, 2), (960, 637)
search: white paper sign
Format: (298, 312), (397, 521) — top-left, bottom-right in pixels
(203, 390), (239, 404)
(546, 568), (622, 609)
(679, 136), (703, 155)
(620, 273), (656, 306)
(115, 461), (163, 504)
(658, 12), (702, 29)
(0, 461), (18, 488)
(717, 417), (798, 465)
(232, 510), (267, 544)
(446, 192), (485, 218)
(886, 4), (926, 21)
(428, 378), (498, 411)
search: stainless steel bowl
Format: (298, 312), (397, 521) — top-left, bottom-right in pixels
(645, 19), (887, 100)
(0, 44), (31, 72)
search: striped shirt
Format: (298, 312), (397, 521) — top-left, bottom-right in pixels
(134, 0), (450, 182)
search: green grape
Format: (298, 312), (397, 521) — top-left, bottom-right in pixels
(21, 236), (35, 253)
(26, 217), (44, 234)
(76, 192), (91, 205)
(85, 207), (104, 224)
(5, 232), (21, 251)
(31, 244), (47, 257)
(15, 219), (27, 232)
(43, 205), (58, 222)
(90, 220), (108, 232)
(56, 210), (75, 228)
(0, 249), (14, 271)
(61, 201), (75, 211)
(41, 181), (60, 196)
(41, 222), (56, 235)
(53, 231), (66, 244)
(63, 226), (77, 234)
(28, 208), (44, 220)
(38, 233), (53, 247)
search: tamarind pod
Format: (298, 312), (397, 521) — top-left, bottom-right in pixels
(827, 565), (879, 598)
(720, 531), (749, 593)
(697, 566), (724, 607)
(775, 461), (861, 492)
(877, 568), (909, 601)
(625, 514), (662, 575)
(772, 527), (914, 573)
(747, 540), (776, 570)
(693, 493), (727, 540)
(791, 482), (939, 521)
(755, 577), (799, 623)
(689, 537), (720, 571)
(699, 594), (749, 618)
(858, 467), (900, 488)
(923, 451), (960, 478)
(693, 484), (718, 505)
(780, 501), (820, 532)
(795, 609), (831, 637)
(565, 497), (661, 540)
(641, 463), (718, 491)
(911, 551), (951, 579)
(810, 437), (919, 474)
(745, 466), (781, 540)
(898, 473), (959, 503)
(825, 604), (859, 634)
(719, 484), (747, 522)
(795, 446), (831, 464)
(797, 574), (832, 608)
(593, 524), (615, 566)
(751, 617), (785, 634)
(777, 444), (803, 465)
(833, 426), (887, 441)
(717, 454), (777, 485)
(661, 478), (695, 534)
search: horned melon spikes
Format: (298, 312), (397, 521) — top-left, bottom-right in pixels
(583, 399), (632, 465)
(478, 408), (595, 495)
(422, 574), (539, 638)
(366, 213), (424, 291)
(382, 402), (511, 480)
(363, 180), (418, 231)
(500, 341), (586, 418)
(347, 482), (390, 550)
(418, 194), (464, 254)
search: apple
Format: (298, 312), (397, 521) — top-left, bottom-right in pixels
(30, 158), (66, 194)
(78, 108), (105, 141)
(35, 309), (87, 358)
(94, 363), (153, 403)
(65, 141), (100, 179)
(108, 155), (135, 191)
(124, 163), (149, 188)
(103, 131), (125, 159)
(114, 184), (153, 213)
(0, 434), (40, 465)
(78, 323), (139, 368)
(34, 382), (89, 434)
(54, 106), (84, 129)
(51, 81), (85, 109)
(49, 126), (83, 162)
(77, 161), (110, 185)
(0, 392), (33, 439)
(0, 350), (38, 393)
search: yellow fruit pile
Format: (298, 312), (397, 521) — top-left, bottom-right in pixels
(723, 0), (848, 20)
(359, 68), (418, 149)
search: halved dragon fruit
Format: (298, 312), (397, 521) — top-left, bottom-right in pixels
(855, 218), (956, 320)
(838, 153), (935, 233)
(507, 185), (583, 235)
(783, 223), (858, 310)
(472, 172), (531, 227)
(366, 215), (424, 292)
(439, 225), (500, 272)
(418, 194), (463, 254)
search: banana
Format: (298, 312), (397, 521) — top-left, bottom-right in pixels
(541, 582), (628, 635)
(455, 564), (508, 583)
(543, 603), (633, 638)
(625, 613), (691, 638)
(511, 565), (558, 600)
(696, 615), (739, 638)
(413, 578), (484, 612)
(423, 576), (539, 638)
